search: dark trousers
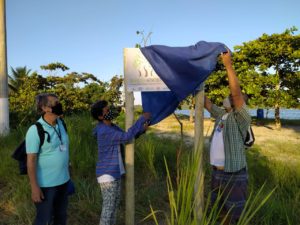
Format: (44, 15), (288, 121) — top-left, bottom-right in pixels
(34, 181), (68, 225)
(211, 168), (248, 222)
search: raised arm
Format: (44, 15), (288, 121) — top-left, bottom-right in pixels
(98, 113), (150, 147)
(221, 49), (245, 110)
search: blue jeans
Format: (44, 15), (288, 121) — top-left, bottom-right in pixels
(34, 181), (68, 225)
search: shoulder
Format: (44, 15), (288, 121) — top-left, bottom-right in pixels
(56, 118), (66, 126)
(56, 118), (63, 125)
(95, 122), (113, 134)
(57, 118), (67, 131)
(231, 104), (252, 126)
(212, 104), (225, 112)
(211, 104), (226, 118)
(234, 104), (251, 118)
(25, 124), (41, 153)
(26, 124), (39, 139)
(112, 124), (124, 132)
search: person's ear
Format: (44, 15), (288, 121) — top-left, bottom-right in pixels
(98, 115), (103, 120)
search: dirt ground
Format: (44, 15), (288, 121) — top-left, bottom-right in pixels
(151, 115), (300, 147)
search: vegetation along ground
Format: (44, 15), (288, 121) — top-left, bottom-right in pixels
(0, 113), (299, 225)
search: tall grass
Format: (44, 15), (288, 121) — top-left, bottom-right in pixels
(0, 114), (299, 224)
(143, 152), (275, 225)
(136, 135), (159, 179)
(0, 126), (34, 224)
(246, 143), (300, 225)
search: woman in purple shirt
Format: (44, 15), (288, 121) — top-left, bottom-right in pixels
(91, 100), (150, 225)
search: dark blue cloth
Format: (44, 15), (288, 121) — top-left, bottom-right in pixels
(141, 41), (227, 124)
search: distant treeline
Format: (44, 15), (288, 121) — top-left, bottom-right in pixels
(8, 63), (123, 127)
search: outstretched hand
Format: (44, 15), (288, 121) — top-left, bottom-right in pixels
(220, 48), (232, 68)
(142, 112), (151, 130)
(143, 112), (151, 120)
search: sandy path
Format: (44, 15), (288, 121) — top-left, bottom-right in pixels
(151, 115), (300, 147)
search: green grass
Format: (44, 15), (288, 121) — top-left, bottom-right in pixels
(252, 117), (300, 126)
(246, 143), (300, 225)
(0, 114), (299, 225)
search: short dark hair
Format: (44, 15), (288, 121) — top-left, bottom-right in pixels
(36, 93), (58, 115)
(91, 100), (108, 121)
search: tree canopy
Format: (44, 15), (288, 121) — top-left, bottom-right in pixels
(9, 63), (123, 127)
(204, 27), (300, 128)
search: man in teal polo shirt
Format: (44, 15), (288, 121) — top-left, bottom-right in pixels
(26, 93), (70, 225)
(204, 49), (251, 224)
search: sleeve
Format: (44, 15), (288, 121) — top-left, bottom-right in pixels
(25, 125), (41, 154)
(210, 104), (226, 119)
(234, 104), (252, 136)
(98, 116), (146, 147)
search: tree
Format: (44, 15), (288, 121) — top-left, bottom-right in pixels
(9, 63), (124, 125)
(234, 27), (300, 129)
(40, 62), (69, 73)
(9, 73), (40, 126)
(205, 68), (229, 105)
(179, 94), (196, 122)
(104, 75), (124, 105)
(206, 61), (267, 109)
(9, 66), (32, 91)
(44, 72), (107, 113)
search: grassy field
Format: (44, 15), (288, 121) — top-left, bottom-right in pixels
(0, 113), (299, 225)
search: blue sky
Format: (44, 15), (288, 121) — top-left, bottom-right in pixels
(7, 0), (300, 82)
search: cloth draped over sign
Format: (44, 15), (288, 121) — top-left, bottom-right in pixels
(140, 41), (227, 125)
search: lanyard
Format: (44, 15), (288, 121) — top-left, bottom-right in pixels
(53, 124), (63, 145)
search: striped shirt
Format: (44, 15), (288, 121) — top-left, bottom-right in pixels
(210, 104), (251, 172)
(93, 116), (146, 179)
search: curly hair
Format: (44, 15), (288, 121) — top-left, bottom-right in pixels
(91, 100), (108, 121)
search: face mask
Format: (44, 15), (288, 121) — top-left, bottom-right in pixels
(51, 103), (63, 116)
(103, 110), (114, 121)
(223, 97), (232, 109)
